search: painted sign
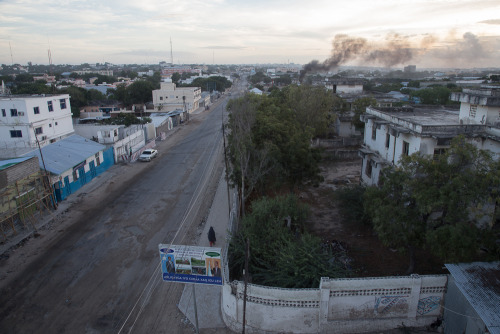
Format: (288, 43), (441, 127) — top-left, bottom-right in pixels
(159, 244), (223, 285)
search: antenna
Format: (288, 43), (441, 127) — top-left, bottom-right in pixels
(170, 37), (173, 65)
(9, 41), (14, 65)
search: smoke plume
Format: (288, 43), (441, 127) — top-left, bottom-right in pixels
(300, 32), (495, 80)
(300, 34), (416, 81)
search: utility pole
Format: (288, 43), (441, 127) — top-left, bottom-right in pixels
(242, 238), (249, 334)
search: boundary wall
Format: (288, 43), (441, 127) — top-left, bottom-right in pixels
(222, 274), (447, 333)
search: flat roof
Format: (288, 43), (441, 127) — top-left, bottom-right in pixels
(368, 107), (461, 126)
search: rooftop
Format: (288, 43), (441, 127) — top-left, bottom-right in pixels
(446, 262), (500, 334)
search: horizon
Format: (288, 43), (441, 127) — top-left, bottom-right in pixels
(1, 1), (500, 69)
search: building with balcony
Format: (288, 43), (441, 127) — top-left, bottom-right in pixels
(359, 87), (500, 186)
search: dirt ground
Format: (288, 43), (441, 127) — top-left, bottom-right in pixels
(301, 157), (447, 278)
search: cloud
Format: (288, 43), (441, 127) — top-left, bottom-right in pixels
(479, 19), (500, 25)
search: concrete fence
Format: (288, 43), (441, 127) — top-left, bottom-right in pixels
(221, 274), (447, 333)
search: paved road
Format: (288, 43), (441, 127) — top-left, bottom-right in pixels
(0, 98), (229, 333)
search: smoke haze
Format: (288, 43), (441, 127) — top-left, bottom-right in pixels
(300, 32), (494, 80)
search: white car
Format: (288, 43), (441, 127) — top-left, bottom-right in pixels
(139, 149), (158, 162)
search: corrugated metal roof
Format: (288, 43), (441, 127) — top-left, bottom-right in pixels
(0, 156), (33, 171)
(22, 135), (106, 175)
(445, 262), (500, 334)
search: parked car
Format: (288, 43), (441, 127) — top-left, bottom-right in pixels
(139, 149), (158, 162)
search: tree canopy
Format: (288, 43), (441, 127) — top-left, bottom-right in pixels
(229, 194), (351, 288)
(364, 136), (500, 271)
(226, 85), (334, 211)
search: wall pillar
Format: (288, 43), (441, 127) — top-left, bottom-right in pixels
(408, 274), (422, 319)
(319, 277), (330, 330)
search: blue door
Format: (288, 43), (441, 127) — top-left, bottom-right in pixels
(89, 161), (96, 178)
(64, 176), (71, 196)
(78, 167), (86, 186)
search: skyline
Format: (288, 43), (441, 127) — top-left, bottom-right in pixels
(1, 0), (500, 69)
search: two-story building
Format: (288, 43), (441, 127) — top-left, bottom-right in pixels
(152, 80), (201, 114)
(359, 87), (500, 186)
(0, 94), (74, 158)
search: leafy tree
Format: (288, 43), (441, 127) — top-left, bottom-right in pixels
(127, 80), (155, 104)
(408, 81), (420, 88)
(410, 86), (452, 105)
(364, 136), (500, 269)
(171, 72), (181, 83)
(229, 194), (350, 288)
(58, 86), (88, 117)
(108, 83), (130, 106)
(280, 85), (336, 138)
(12, 82), (52, 95)
(86, 88), (106, 101)
(102, 113), (150, 126)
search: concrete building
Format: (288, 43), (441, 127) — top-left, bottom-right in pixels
(79, 101), (123, 121)
(22, 134), (114, 202)
(359, 86), (500, 186)
(326, 79), (364, 95)
(0, 94), (74, 158)
(152, 80), (201, 114)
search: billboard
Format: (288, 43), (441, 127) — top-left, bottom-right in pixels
(159, 244), (223, 285)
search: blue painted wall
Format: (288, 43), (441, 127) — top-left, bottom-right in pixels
(54, 147), (115, 202)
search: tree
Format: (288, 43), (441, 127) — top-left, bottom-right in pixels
(171, 72), (181, 83)
(228, 194), (350, 288)
(226, 94), (274, 215)
(280, 85), (336, 138)
(410, 86), (452, 105)
(127, 80), (155, 104)
(364, 136), (500, 270)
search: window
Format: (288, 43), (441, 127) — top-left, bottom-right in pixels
(433, 148), (447, 160)
(469, 105), (477, 118)
(55, 122), (58, 125)
(1, 109), (6, 117)
(365, 159), (372, 178)
(35, 127), (43, 135)
(49, 123), (52, 127)
(10, 130), (22, 138)
(10, 109), (18, 117)
(402, 141), (410, 156)
(95, 153), (101, 166)
(159, 96), (163, 100)
(385, 133), (390, 148)
(48, 101), (53, 112)
(34, 106), (40, 114)
(371, 125), (377, 140)
(73, 170), (78, 181)
(60, 99), (67, 109)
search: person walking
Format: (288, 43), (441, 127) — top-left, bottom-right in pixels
(208, 226), (216, 247)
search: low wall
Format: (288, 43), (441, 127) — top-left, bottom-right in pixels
(221, 274), (447, 333)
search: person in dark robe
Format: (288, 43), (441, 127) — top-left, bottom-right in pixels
(208, 226), (216, 247)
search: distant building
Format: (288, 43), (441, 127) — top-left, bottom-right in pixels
(160, 66), (201, 79)
(0, 94), (74, 158)
(152, 80), (201, 113)
(325, 80), (364, 95)
(33, 74), (56, 83)
(74, 69), (114, 76)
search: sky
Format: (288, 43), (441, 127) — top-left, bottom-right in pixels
(1, 0), (500, 69)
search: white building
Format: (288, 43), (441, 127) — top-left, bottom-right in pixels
(326, 80), (364, 95)
(359, 87), (500, 186)
(0, 94), (74, 158)
(152, 80), (201, 114)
